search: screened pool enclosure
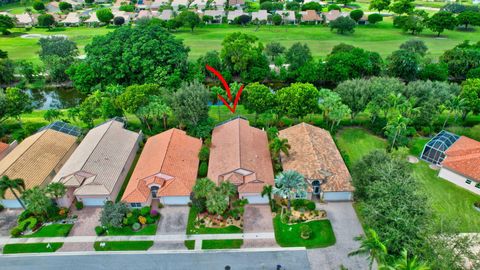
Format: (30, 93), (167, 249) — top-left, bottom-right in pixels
(420, 130), (460, 165)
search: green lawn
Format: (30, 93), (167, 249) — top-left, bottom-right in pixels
(20, 224), (73, 238)
(336, 127), (480, 233)
(2, 23), (479, 62)
(184, 240), (195, 250)
(202, 239), (243, 249)
(272, 216), (336, 248)
(93, 241), (153, 251)
(106, 224), (157, 236)
(186, 207), (242, 235)
(2, 243), (63, 254)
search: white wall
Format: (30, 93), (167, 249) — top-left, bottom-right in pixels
(323, 192), (353, 201)
(57, 188), (75, 208)
(0, 199), (22, 208)
(160, 196), (190, 205)
(240, 193), (269, 204)
(439, 168), (480, 195)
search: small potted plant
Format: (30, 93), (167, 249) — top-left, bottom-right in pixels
(300, 225), (312, 240)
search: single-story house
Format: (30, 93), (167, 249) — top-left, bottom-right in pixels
(279, 123), (354, 201)
(61, 12), (81, 26)
(208, 117), (274, 204)
(171, 0), (189, 10)
(15, 13), (36, 27)
(47, 1), (60, 12)
(438, 136), (480, 195)
(281, 10), (296, 24)
(322, 10), (348, 23)
(0, 123), (79, 208)
(211, 0), (226, 8)
(202, 9), (225, 23)
(136, 10), (153, 20)
(0, 141), (16, 161)
(158, 9), (173, 20)
(51, 120), (141, 207)
(150, 0), (170, 10)
(84, 12), (100, 25)
(112, 10), (133, 23)
(228, 0), (245, 7)
(227, 9), (246, 22)
(301, 10), (321, 23)
(122, 129), (202, 207)
(191, 0), (208, 9)
(251, 10), (268, 22)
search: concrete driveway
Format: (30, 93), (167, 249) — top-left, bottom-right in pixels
(307, 202), (371, 270)
(243, 205), (274, 233)
(69, 207), (101, 236)
(156, 206), (189, 234)
(0, 209), (21, 236)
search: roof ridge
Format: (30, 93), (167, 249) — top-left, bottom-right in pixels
(237, 118), (242, 171)
(303, 123), (331, 177)
(159, 129), (175, 173)
(79, 120), (114, 174)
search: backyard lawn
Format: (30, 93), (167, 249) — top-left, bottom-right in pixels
(335, 127), (480, 233)
(2, 243), (63, 254)
(202, 239), (243, 250)
(272, 216), (336, 248)
(186, 207), (242, 235)
(20, 224), (73, 238)
(93, 241), (153, 251)
(2, 23), (479, 62)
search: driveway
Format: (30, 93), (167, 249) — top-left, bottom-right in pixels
(69, 207), (101, 236)
(307, 202), (371, 270)
(0, 209), (21, 236)
(243, 205), (274, 233)
(156, 206), (189, 234)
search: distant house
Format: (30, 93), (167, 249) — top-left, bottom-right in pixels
(251, 10), (268, 22)
(301, 10), (321, 23)
(158, 9), (173, 20)
(171, 0), (189, 10)
(122, 129), (201, 207)
(136, 9), (153, 20)
(227, 9), (246, 22)
(84, 12), (100, 25)
(191, 0), (208, 9)
(61, 12), (81, 26)
(437, 136), (480, 196)
(112, 10), (133, 23)
(208, 118), (274, 204)
(47, 1), (60, 12)
(15, 13), (36, 27)
(323, 10), (348, 23)
(0, 123), (79, 208)
(150, 0), (170, 10)
(281, 10), (296, 24)
(203, 9), (225, 23)
(211, 0), (226, 9)
(228, 0), (245, 7)
(279, 123), (354, 201)
(52, 120), (141, 207)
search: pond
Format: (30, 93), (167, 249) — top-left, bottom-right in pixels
(28, 87), (85, 110)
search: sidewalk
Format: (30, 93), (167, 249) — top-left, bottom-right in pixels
(0, 232), (275, 245)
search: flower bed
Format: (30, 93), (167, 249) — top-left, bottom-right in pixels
(195, 212), (243, 229)
(275, 199), (327, 224)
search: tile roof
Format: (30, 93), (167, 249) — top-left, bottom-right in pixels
(227, 10), (246, 20)
(122, 129), (202, 203)
(208, 118), (274, 193)
(442, 136), (480, 182)
(278, 123), (354, 192)
(301, 10), (321, 22)
(52, 120), (140, 197)
(251, 10), (268, 21)
(0, 130), (77, 199)
(0, 142), (8, 157)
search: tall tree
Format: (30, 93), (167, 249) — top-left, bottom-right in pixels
(457, 10), (480, 30)
(369, 0), (391, 12)
(46, 182), (67, 202)
(459, 78), (480, 120)
(265, 42), (285, 61)
(243, 83), (276, 124)
(0, 176), (26, 209)
(272, 170), (307, 210)
(96, 8), (114, 24)
(176, 11), (201, 32)
(334, 79), (373, 119)
(261, 185), (273, 210)
(193, 178), (216, 199)
(0, 88), (33, 124)
(387, 49), (419, 81)
(393, 249), (430, 270)
(349, 229), (388, 270)
(22, 187), (52, 217)
(0, 14), (15, 35)
(285, 42), (312, 71)
(171, 80), (210, 128)
(269, 137), (291, 160)
(275, 83), (319, 120)
(427, 11), (457, 37)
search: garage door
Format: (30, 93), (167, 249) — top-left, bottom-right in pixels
(323, 192), (352, 201)
(242, 195), (269, 204)
(161, 196), (190, 205)
(81, 198), (106, 206)
(0, 199), (22, 208)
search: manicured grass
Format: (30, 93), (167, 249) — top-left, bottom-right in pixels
(411, 161), (480, 232)
(336, 127), (480, 233)
(20, 224), (73, 238)
(106, 224), (157, 236)
(93, 241), (153, 251)
(335, 127), (387, 166)
(184, 240), (195, 250)
(2, 243), (63, 254)
(186, 207), (242, 235)
(2, 23), (479, 62)
(272, 216), (336, 248)
(202, 239), (243, 249)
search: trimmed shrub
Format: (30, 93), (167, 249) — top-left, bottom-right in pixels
(10, 227), (23, 237)
(157, 203), (164, 209)
(140, 206), (151, 216)
(18, 210), (33, 223)
(328, 4), (341, 11)
(113, 16), (125, 26)
(95, 226), (106, 236)
(150, 209), (159, 218)
(198, 146), (210, 161)
(306, 201), (316, 211)
(198, 161), (208, 177)
(146, 216), (156, 224)
(132, 222), (141, 231)
(75, 201), (84, 210)
(368, 13), (383, 24)
(350, 9), (364, 22)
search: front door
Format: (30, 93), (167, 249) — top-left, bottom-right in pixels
(151, 186), (159, 199)
(312, 180), (320, 195)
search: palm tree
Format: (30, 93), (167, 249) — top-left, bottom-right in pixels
(272, 170), (307, 210)
(193, 178), (216, 199)
(385, 114), (410, 151)
(391, 249), (430, 270)
(442, 96), (467, 128)
(46, 182), (67, 203)
(269, 137), (291, 160)
(0, 175), (26, 209)
(348, 229), (388, 270)
(261, 185), (273, 210)
(22, 186), (52, 217)
(219, 181), (237, 207)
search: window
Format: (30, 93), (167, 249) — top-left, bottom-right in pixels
(475, 183), (480, 189)
(130, 203), (141, 208)
(466, 179), (472, 185)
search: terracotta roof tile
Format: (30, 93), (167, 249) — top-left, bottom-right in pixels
(442, 136), (480, 181)
(208, 118), (274, 194)
(278, 123), (353, 192)
(122, 129), (202, 203)
(0, 142), (8, 157)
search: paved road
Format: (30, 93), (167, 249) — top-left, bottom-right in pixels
(0, 249), (311, 270)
